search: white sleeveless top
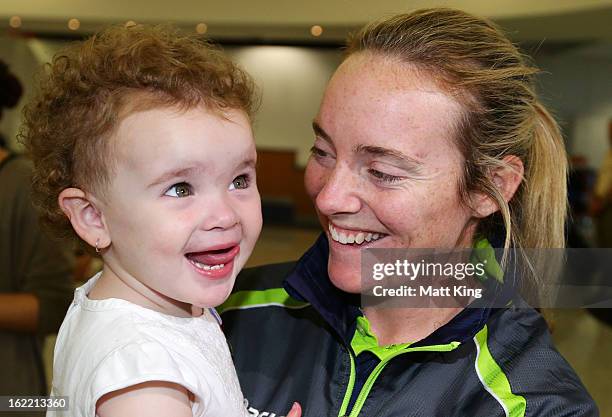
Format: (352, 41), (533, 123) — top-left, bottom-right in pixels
(48, 273), (248, 417)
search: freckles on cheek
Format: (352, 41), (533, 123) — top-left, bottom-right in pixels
(304, 164), (325, 198)
(386, 191), (449, 226)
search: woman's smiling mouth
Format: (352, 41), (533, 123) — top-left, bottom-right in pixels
(328, 222), (387, 245)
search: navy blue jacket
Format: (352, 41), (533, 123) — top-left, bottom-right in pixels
(220, 235), (598, 417)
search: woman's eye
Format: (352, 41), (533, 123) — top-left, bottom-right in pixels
(164, 182), (193, 198)
(229, 174), (250, 190)
(369, 169), (403, 184)
(310, 146), (330, 158)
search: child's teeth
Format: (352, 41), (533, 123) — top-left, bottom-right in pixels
(192, 260), (225, 271)
(365, 233), (372, 242)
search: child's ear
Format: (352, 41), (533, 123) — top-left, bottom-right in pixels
(471, 155), (524, 218)
(58, 188), (110, 251)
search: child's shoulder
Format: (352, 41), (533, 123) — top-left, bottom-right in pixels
(58, 274), (207, 351)
(52, 275), (247, 416)
(56, 274), (232, 370)
(58, 275), (157, 340)
(53, 328), (204, 416)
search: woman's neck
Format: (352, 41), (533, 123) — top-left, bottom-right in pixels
(362, 306), (463, 346)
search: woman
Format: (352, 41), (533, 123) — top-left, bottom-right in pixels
(220, 8), (597, 417)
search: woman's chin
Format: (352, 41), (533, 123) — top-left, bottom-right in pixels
(328, 263), (362, 294)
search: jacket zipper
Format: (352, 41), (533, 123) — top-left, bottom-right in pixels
(344, 342), (461, 417)
(347, 351), (403, 417)
(338, 348), (356, 417)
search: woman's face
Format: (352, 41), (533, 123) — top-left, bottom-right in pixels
(305, 53), (479, 293)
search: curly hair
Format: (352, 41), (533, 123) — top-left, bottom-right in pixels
(20, 24), (257, 243)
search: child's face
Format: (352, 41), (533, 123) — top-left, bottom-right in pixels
(98, 106), (261, 309)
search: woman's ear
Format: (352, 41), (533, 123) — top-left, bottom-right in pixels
(58, 188), (111, 251)
(471, 155), (524, 218)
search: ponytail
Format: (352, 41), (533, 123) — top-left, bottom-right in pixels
(520, 102), (568, 250)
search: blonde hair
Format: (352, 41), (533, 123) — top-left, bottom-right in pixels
(346, 8), (567, 293)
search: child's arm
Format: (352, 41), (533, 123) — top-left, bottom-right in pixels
(96, 381), (193, 417)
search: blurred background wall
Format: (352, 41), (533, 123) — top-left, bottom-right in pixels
(1, 0), (611, 169)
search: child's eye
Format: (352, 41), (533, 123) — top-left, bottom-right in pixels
(164, 182), (193, 198)
(229, 174), (250, 190)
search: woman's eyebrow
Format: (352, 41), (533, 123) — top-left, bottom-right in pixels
(355, 144), (423, 167)
(312, 121), (332, 144)
(312, 121), (422, 168)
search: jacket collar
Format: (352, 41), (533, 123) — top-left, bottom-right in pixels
(284, 233), (361, 341)
(284, 233), (513, 348)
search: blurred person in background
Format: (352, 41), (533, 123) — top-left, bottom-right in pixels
(0, 59), (74, 405)
(567, 155), (596, 248)
(589, 125), (612, 325)
(591, 124), (612, 248)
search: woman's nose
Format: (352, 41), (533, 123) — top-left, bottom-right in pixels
(315, 165), (362, 216)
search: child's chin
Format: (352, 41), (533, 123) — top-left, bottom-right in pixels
(193, 286), (235, 309)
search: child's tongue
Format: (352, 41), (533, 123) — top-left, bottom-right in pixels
(186, 246), (238, 265)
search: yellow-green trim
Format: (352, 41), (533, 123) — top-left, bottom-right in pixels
(217, 288), (309, 314)
(344, 314), (462, 417)
(338, 352), (356, 417)
(474, 325), (526, 417)
(472, 237), (504, 282)
(346, 341), (461, 417)
(350, 316), (410, 360)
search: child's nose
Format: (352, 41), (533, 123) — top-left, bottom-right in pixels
(200, 195), (240, 231)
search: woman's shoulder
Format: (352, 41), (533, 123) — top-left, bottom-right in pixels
(234, 261), (297, 291)
(485, 306), (563, 365)
(482, 307), (597, 415)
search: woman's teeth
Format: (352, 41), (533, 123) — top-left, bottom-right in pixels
(189, 259), (225, 271)
(328, 223), (384, 245)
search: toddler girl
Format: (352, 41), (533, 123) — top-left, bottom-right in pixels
(21, 25), (300, 417)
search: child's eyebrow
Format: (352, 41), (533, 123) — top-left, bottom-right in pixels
(147, 166), (201, 188)
(237, 158), (257, 170)
(148, 157), (256, 189)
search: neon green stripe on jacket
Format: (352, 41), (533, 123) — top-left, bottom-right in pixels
(218, 288), (309, 314)
(474, 324), (526, 417)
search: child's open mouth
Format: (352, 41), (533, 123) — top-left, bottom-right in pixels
(185, 244), (240, 279)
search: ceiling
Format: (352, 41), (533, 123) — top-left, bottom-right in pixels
(1, 0), (611, 45)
